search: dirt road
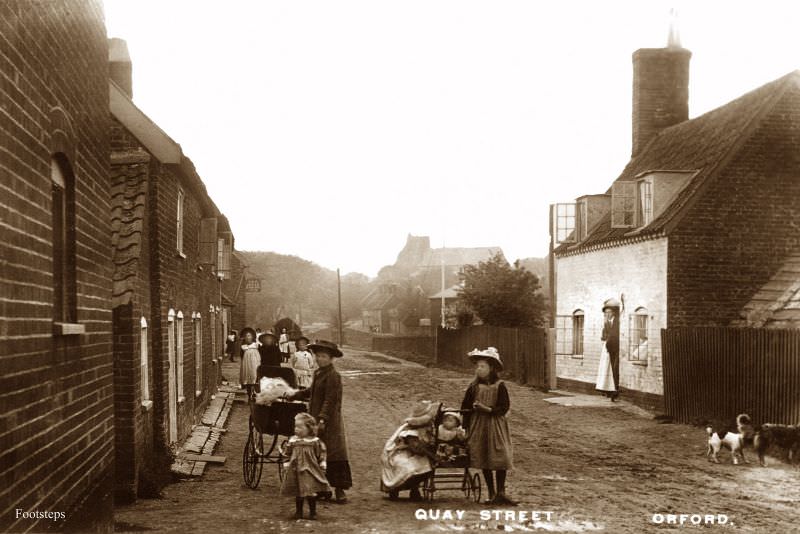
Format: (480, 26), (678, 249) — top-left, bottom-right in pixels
(114, 348), (800, 533)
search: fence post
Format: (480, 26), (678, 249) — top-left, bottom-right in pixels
(547, 328), (557, 390)
(433, 326), (439, 364)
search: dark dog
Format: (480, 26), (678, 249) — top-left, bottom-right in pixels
(706, 414), (754, 465)
(753, 423), (800, 467)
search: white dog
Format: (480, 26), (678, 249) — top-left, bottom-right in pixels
(706, 414), (753, 465)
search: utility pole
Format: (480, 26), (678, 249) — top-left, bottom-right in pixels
(440, 257), (446, 328)
(337, 268), (344, 346)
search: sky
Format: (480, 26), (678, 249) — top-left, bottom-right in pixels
(104, 1), (800, 277)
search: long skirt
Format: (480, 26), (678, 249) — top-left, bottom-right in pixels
(380, 424), (433, 491)
(325, 460), (352, 490)
(595, 345), (616, 392)
(467, 413), (513, 470)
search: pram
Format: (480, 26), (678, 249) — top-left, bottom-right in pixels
(420, 405), (481, 502)
(242, 365), (306, 489)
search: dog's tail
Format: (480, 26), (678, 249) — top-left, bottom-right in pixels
(737, 413), (752, 426)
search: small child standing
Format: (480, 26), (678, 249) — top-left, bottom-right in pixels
(238, 328), (260, 400)
(289, 336), (317, 389)
(280, 413), (330, 520)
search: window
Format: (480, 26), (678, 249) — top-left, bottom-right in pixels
(575, 200), (588, 242)
(572, 310), (584, 356)
(611, 181), (636, 228)
(176, 311), (184, 398)
(176, 189), (185, 255)
(638, 180), (653, 226)
(629, 307), (649, 362)
(140, 317), (150, 403)
(555, 315), (574, 355)
(553, 203), (576, 244)
(51, 156), (77, 323)
(194, 312), (202, 394)
(217, 233), (232, 279)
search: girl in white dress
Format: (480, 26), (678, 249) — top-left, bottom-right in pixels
(289, 336), (317, 388)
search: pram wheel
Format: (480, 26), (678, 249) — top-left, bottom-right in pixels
(470, 472), (481, 503)
(277, 439), (288, 482)
(242, 418), (264, 488)
(422, 474), (435, 501)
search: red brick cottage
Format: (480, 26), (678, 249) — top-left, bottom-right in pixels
(108, 40), (244, 502)
(551, 38), (800, 410)
(0, 2), (114, 532)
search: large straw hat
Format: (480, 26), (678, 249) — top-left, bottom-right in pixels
(308, 340), (343, 358)
(405, 400), (440, 428)
(467, 347), (504, 370)
(602, 298), (621, 312)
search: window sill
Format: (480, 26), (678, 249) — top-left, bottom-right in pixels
(195, 390), (202, 398)
(212, 358), (218, 365)
(53, 322), (85, 336)
(630, 359), (648, 367)
(570, 354), (584, 360)
(177, 251), (187, 259)
(141, 400), (153, 412)
(178, 396), (186, 404)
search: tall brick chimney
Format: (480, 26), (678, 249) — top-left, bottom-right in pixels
(108, 38), (133, 98)
(631, 13), (690, 157)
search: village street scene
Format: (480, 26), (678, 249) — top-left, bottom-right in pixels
(2, 1), (800, 533)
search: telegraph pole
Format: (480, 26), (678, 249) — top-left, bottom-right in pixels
(337, 268), (344, 346)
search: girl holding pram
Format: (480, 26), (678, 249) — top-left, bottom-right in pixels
(461, 347), (517, 505)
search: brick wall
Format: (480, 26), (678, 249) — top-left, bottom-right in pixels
(669, 82), (800, 327)
(149, 163), (223, 443)
(555, 238), (668, 397)
(0, 1), (113, 532)
(110, 155), (154, 502)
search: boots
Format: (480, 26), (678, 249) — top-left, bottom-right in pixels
(334, 487), (348, 504)
(293, 497), (303, 520)
(308, 497), (317, 520)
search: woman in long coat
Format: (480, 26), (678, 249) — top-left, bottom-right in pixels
(289, 340), (352, 503)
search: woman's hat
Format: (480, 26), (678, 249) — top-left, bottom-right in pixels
(258, 330), (278, 342)
(309, 340), (343, 358)
(467, 347), (504, 370)
(602, 298), (621, 312)
(240, 327), (256, 338)
(442, 411), (462, 425)
(405, 400), (440, 427)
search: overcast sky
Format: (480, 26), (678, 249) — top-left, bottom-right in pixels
(105, 1), (800, 277)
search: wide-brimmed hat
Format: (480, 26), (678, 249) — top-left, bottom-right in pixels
(309, 340), (343, 358)
(406, 400), (440, 427)
(258, 330), (278, 342)
(602, 298), (621, 312)
(467, 347), (504, 370)
(240, 327), (256, 339)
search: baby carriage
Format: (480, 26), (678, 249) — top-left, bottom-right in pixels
(421, 405), (481, 502)
(242, 365), (306, 489)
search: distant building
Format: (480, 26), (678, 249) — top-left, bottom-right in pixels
(428, 285), (461, 332)
(108, 40), (245, 502)
(551, 31), (800, 409)
(0, 3), (114, 532)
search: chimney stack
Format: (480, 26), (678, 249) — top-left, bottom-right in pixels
(631, 12), (690, 157)
(108, 38), (133, 98)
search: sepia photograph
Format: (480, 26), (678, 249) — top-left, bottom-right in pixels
(1, 1), (799, 532)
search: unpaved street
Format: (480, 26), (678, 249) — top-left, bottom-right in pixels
(114, 349), (800, 533)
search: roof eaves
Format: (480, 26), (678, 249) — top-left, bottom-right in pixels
(555, 229), (666, 258)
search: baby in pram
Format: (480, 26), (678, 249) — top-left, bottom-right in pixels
(435, 411), (467, 464)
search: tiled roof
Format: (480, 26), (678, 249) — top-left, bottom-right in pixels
(733, 254), (800, 328)
(557, 70), (800, 255)
(429, 285), (460, 300)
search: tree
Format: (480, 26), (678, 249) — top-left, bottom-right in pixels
(457, 253), (546, 328)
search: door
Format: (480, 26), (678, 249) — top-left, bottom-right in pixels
(167, 310), (177, 443)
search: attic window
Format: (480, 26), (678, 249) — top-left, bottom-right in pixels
(553, 203), (576, 244)
(611, 182), (636, 228)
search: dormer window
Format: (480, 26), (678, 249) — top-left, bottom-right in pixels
(553, 203), (576, 244)
(611, 182), (636, 228)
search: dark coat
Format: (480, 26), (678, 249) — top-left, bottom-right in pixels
(601, 317), (620, 357)
(295, 364), (349, 462)
(225, 338), (236, 355)
(259, 344), (283, 367)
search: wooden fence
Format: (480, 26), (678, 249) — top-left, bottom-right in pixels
(436, 325), (549, 389)
(662, 327), (800, 425)
(372, 335), (435, 356)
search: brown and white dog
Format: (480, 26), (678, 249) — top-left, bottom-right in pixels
(753, 423), (800, 467)
(706, 414), (754, 465)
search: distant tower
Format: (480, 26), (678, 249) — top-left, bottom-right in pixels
(631, 9), (691, 157)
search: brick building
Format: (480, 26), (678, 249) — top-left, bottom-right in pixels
(108, 40), (245, 502)
(551, 33), (800, 409)
(0, 2), (114, 532)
